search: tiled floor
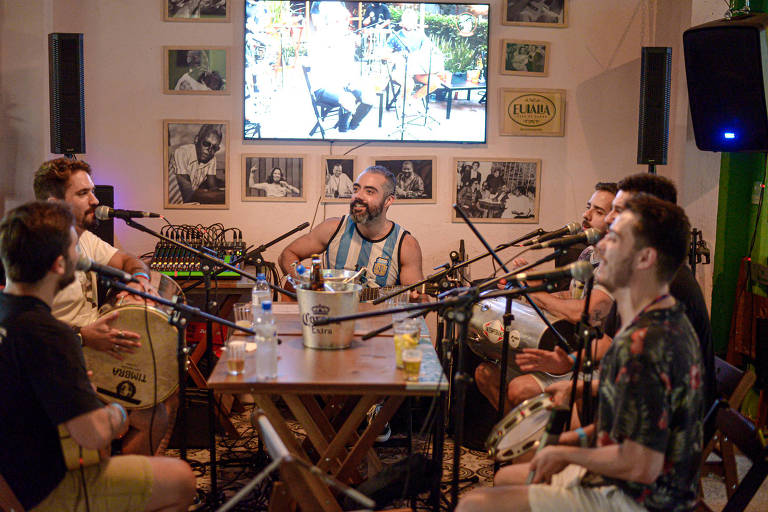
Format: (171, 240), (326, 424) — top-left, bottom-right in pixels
(173, 402), (768, 511)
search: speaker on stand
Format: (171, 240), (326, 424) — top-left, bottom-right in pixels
(48, 33), (85, 156)
(637, 47), (672, 174)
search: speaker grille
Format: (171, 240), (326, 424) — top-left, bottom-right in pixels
(684, 15), (768, 152)
(48, 33), (85, 155)
(637, 47), (672, 165)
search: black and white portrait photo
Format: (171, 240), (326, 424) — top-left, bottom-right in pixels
(164, 47), (229, 94)
(504, 0), (567, 27)
(322, 156), (356, 203)
(501, 39), (550, 76)
(164, 120), (228, 209)
(374, 158), (436, 203)
(453, 158), (541, 223)
(242, 155), (305, 202)
(165, 0), (230, 22)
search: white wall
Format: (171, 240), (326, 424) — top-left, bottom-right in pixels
(0, 0), (723, 303)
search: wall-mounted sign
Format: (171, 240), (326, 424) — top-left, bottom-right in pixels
(500, 88), (565, 137)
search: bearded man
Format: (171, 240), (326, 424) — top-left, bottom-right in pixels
(279, 165), (423, 288)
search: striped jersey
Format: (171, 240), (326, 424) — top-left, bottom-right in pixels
(324, 215), (408, 288)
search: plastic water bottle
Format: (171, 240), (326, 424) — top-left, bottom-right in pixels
(252, 273), (270, 309)
(254, 300), (277, 380)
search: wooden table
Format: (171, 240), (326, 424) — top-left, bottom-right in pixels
(207, 304), (447, 511)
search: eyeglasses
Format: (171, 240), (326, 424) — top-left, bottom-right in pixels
(201, 140), (220, 152)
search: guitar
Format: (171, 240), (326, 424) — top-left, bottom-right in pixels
(58, 424), (103, 470)
(359, 282), (439, 303)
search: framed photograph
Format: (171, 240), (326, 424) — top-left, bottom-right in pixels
(453, 158), (541, 223)
(164, 47), (229, 94)
(164, 120), (229, 209)
(500, 39), (550, 76)
(500, 88), (566, 137)
(321, 156), (357, 203)
(373, 158), (436, 203)
(242, 155), (305, 202)
(503, 0), (567, 27)
(164, 0), (230, 22)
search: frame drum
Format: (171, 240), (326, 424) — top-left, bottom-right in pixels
(485, 393), (554, 461)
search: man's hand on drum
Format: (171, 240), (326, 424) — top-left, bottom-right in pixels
(80, 311), (141, 361)
(529, 446), (571, 484)
(515, 346), (573, 375)
(116, 277), (158, 306)
(544, 379), (575, 408)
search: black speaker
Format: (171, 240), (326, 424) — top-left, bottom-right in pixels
(684, 14), (768, 152)
(48, 33), (85, 155)
(90, 185), (114, 246)
(637, 47), (672, 165)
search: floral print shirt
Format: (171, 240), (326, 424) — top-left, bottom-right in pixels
(586, 302), (703, 512)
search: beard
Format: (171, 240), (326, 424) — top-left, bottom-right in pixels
(349, 198), (383, 225)
(57, 258), (77, 292)
(79, 208), (99, 231)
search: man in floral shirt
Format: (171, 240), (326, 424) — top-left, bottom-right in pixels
(458, 195), (703, 511)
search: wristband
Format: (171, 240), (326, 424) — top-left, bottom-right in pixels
(132, 272), (150, 281)
(568, 353), (577, 368)
(110, 402), (127, 424)
(575, 427), (588, 447)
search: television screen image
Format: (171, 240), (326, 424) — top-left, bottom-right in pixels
(244, 1), (489, 143)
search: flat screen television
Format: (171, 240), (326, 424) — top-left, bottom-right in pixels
(244, 1), (490, 143)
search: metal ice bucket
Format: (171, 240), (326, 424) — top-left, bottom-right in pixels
(296, 283), (362, 349)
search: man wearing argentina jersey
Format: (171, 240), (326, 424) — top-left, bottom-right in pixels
(279, 165), (424, 290)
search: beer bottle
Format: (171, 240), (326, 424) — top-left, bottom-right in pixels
(310, 254), (324, 291)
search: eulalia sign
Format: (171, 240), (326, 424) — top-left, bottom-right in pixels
(501, 88), (565, 137)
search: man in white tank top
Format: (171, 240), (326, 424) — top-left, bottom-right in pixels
(280, 166), (424, 290)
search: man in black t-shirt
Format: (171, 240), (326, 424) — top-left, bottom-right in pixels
(0, 202), (195, 511)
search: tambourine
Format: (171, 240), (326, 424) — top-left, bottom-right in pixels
(485, 393), (554, 462)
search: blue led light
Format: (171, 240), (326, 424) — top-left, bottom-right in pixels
(724, 132), (736, 139)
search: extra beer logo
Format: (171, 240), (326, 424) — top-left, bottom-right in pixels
(372, 256), (390, 278)
(456, 12), (478, 37)
(507, 93), (557, 128)
(302, 304), (332, 334)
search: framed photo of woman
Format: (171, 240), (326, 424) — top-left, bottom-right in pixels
(500, 40), (550, 77)
(242, 155), (305, 202)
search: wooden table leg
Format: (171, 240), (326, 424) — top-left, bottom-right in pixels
(337, 395), (405, 483)
(317, 395), (380, 474)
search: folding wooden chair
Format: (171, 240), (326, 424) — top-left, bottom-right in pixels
(301, 65), (341, 139)
(0, 474), (24, 512)
(699, 404), (768, 512)
(700, 357), (756, 498)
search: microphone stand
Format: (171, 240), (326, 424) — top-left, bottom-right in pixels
(116, 217), (295, 506)
(243, 222), (309, 280)
(93, 277), (255, 464)
(569, 276), (600, 425)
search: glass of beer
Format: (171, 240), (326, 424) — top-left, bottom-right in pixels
(393, 318), (421, 369)
(233, 302), (252, 330)
(226, 339), (246, 375)
(402, 348), (422, 381)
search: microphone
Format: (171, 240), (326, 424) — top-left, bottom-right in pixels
(522, 222), (581, 246)
(95, 206), (161, 221)
(512, 260), (593, 283)
(76, 256), (137, 283)
(526, 228), (603, 250)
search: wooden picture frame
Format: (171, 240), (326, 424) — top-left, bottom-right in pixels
(503, 0), (568, 27)
(500, 88), (566, 137)
(453, 158), (541, 223)
(500, 39), (550, 77)
(242, 155), (306, 202)
(164, 0), (230, 22)
(321, 156), (357, 203)
(164, 46), (230, 95)
(164, 120), (229, 209)
(373, 158), (437, 203)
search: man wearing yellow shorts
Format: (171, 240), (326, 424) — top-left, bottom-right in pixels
(0, 201), (195, 511)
